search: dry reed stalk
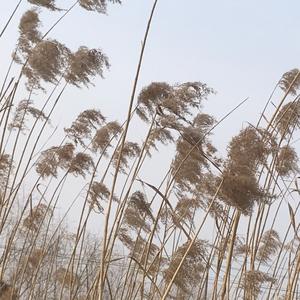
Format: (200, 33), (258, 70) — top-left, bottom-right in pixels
(220, 210), (241, 299)
(97, 1), (159, 298)
(266, 70), (300, 134)
(0, 0), (23, 38)
(101, 118), (158, 294)
(160, 180), (223, 299)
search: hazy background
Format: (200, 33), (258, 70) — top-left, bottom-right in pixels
(1, 0), (300, 142)
(0, 0), (299, 232)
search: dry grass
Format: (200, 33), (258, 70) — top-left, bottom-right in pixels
(0, 1), (300, 300)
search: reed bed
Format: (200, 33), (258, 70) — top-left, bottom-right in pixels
(0, 1), (300, 299)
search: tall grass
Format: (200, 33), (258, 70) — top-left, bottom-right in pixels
(1, 1), (300, 299)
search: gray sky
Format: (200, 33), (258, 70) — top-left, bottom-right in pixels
(1, 0), (300, 142)
(1, 0), (300, 231)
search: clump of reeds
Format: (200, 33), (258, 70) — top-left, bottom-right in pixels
(2, 1), (300, 299)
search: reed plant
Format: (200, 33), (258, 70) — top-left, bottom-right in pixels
(0, 1), (300, 299)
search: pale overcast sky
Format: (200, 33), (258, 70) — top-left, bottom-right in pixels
(1, 0), (300, 148)
(0, 0), (299, 231)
